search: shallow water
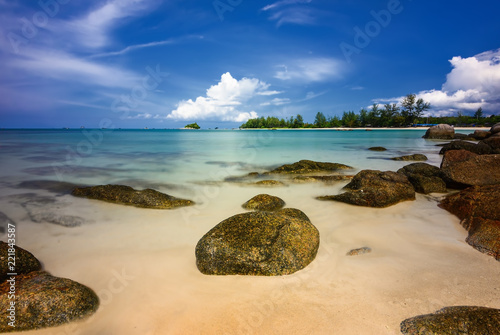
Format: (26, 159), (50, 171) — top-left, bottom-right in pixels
(0, 129), (498, 335)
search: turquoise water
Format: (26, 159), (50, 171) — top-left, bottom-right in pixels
(0, 129), (451, 189)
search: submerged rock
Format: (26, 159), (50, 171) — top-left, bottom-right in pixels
(439, 185), (500, 260)
(400, 306), (500, 334)
(440, 150), (500, 188)
(71, 184), (194, 209)
(291, 175), (353, 184)
(195, 209), (320, 276)
(0, 242), (41, 282)
(397, 163), (447, 194)
(391, 154), (428, 161)
(422, 124), (455, 139)
(346, 247), (372, 256)
(242, 194), (285, 211)
(254, 180), (286, 187)
(368, 147), (387, 151)
(267, 160), (352, 174)
(317, 170), (415, 208)
(0, 271), (99, 333)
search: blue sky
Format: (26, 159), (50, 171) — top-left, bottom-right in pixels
(0, 0), (499, 128)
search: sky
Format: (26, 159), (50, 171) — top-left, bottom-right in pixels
(0, 0), (499, 128)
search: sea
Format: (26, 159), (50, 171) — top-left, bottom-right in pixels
(1, 128), (499, 335)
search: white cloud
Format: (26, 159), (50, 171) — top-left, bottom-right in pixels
(260, 98), (291, 106)
(262, 0), (312, 12)
(54, 0), (160, 49)
(8, 49), (138, 89)
(168, 72), (274, 122)
(275, 57), (344, 82)
(375, 48), (500, 115)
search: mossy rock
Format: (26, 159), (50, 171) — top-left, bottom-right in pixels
(400, 306), (500, 334)
(391, 154), (428, 161)
(0, 242), (41, 282)
(0, 271), (99, 332)
(368, 147), (387, 151)
(242, 194), (285, 211)
(72, 184), (194, 209)
(267, 160), (353, 174)
(195, 209), (320, 276)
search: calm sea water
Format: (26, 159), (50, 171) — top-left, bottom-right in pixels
(0, 129), (456, 190)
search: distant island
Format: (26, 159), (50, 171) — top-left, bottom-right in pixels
(184, 122), (200, 129)
(240, 94), (498, 129)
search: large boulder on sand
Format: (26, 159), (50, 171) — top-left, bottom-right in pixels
(397, 163), (447, 194)
(195, 209), (320, 276)
(72, 184), (194, 209)
(242, 194), (285, 211)
(0, 242), (41, 282)
(439, 185), (500, 260)
(440, 150), (500, 188)
(422, 124), (455, 139)
(0, 271), (99, 332)
(317, 170), (415, 208)
(490, 122), (500, 135)
(400, 306), (500, 334)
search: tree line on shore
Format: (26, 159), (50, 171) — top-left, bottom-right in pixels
(240, 94), (499, 129)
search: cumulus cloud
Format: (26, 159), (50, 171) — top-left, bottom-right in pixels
(275, 57), (344, 82)
(168, 72), (277, 122)
(375, 48), (500, 115)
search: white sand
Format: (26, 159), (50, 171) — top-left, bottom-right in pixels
(5, 182), (500, 335)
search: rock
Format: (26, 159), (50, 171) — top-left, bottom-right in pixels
(255, 180), (286, 187)
(490, 122), (500, 134)
(291, 175), (353, 184)
(368, 147), (387, 151)
(317, 170), (415, 208)
(195, 209), (320, 276)
(346, 247), (372, 256)
(0, 242), (41, 282)
(391, 154), (428, 161)
(440, 150), (500, 188)
(453, 133), (468, 140)
(267, 160), (353, 174)
(71, 184), (194, 209)
(482, 136), (500, 153)
(439, 185), (500, 260)
(242, 194), (285, 211)
(470, 130), (491, 140)
(397, 163), (447, 194)
(400, 306), (500, 334)
(439, 140), (492, 155)
(422, 124), (455, 139)
(0, 271), (99, 332)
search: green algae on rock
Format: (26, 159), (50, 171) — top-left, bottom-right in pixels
(71, 184), (194, 209)
(242, 194), (286, 211)
(0, 271), (99, 333)
(195, 209), (320, 276)
(400, 306), (500, 335)
(397, 163), (447, 194)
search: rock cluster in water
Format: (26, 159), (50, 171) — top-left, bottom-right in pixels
(0, 242), (99, 332)
(72, 184), (194, 209)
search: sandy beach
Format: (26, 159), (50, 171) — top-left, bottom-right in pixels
(4, 181), (499, 335)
